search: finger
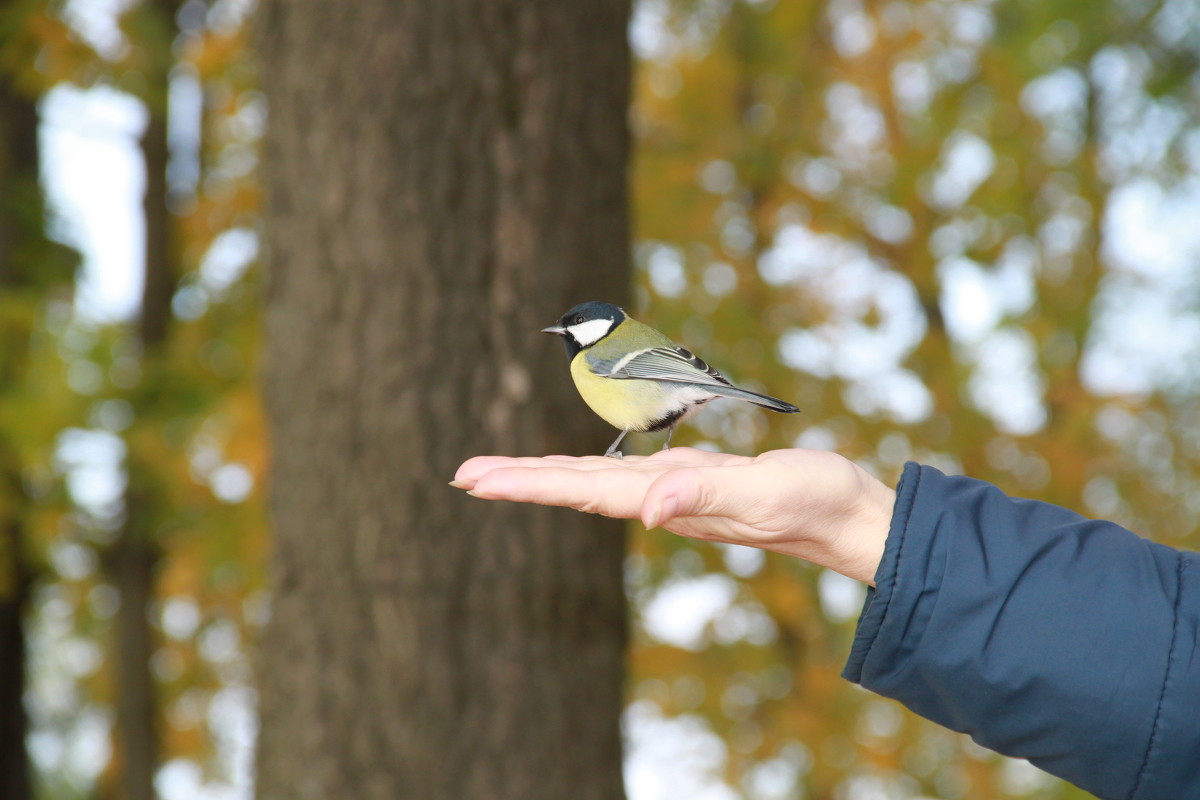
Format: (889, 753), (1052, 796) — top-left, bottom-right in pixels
(454, 456), (529, 488)
(469, 465), (656, 519)
(455, 455), (616, 485)
(454, 454), (656, 488)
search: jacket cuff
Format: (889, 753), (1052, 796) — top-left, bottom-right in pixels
(841, 461), (920, 683)
(1133, 551), (1200, 798)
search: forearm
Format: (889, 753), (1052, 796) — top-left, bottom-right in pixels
(846, 463), (1200, 800)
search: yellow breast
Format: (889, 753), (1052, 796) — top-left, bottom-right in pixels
(570, 354), (675, 432)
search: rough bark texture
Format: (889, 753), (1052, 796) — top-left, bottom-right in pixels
(255, 2), (631, 799)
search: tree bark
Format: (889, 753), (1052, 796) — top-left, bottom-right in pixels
(255, 2), (631, 799)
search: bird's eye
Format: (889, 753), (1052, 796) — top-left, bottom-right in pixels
(573, 314), (585, 325)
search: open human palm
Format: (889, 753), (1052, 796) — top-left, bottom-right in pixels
(453, 447), (893, 585)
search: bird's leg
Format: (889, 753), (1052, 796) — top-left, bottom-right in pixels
(605, 429), (630, 458)
(662, 423), (676, 451)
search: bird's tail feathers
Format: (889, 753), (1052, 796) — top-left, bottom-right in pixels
(709, 385), (799, 413)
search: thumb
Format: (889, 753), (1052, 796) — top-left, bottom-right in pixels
(641, 467), (724, 529)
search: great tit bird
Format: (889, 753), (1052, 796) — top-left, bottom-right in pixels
(542, 301), (799, 457)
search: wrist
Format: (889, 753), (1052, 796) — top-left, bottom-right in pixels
(783, 459), (893, 586)
(835, 467), (894, 586)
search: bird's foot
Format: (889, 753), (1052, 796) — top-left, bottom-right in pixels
(605, 429), (630, 458)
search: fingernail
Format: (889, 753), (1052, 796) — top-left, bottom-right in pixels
(642, 504), (660, 530)
(449, 480), (471, 489)
(465, 489), (489, 499)
(658, 495), (679, 525)
(643, 495), (678, 529)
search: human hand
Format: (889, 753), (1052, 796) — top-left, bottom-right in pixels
(452, 447), (894, 585)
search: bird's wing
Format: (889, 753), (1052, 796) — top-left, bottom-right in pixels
(604, 346), (733, 387)
(594, 345), (801, 413)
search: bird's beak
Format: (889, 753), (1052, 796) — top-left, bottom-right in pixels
(541, 325), (566, 335)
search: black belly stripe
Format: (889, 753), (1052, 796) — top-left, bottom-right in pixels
(642, 398), (711, 432)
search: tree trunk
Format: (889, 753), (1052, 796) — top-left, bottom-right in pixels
(0, 518), (30, 800)
(103, 506), (160, 800)
(103, 1), (181, 794)
(101, 106), (172, 800)
(255, 2), (631, 799)
(0, 67), (43, 800)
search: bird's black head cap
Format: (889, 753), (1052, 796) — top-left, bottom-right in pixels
(542, 301), (626, 359)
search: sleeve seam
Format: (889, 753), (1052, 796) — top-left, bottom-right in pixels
(1127, 553), (1187, 800)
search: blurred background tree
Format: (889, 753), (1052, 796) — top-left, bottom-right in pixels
(253, 1), (629, 798)
(0, 0), (1197, 798)
(0, 43), (80, 800)
(0, 1), (265, 798)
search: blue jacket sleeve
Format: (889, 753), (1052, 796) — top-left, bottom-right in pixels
(843, 462), (1200, 800)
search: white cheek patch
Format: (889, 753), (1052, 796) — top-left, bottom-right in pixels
(567, 318), (614, 347)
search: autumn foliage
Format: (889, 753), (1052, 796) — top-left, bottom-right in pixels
(2, 0), (1199, 798)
